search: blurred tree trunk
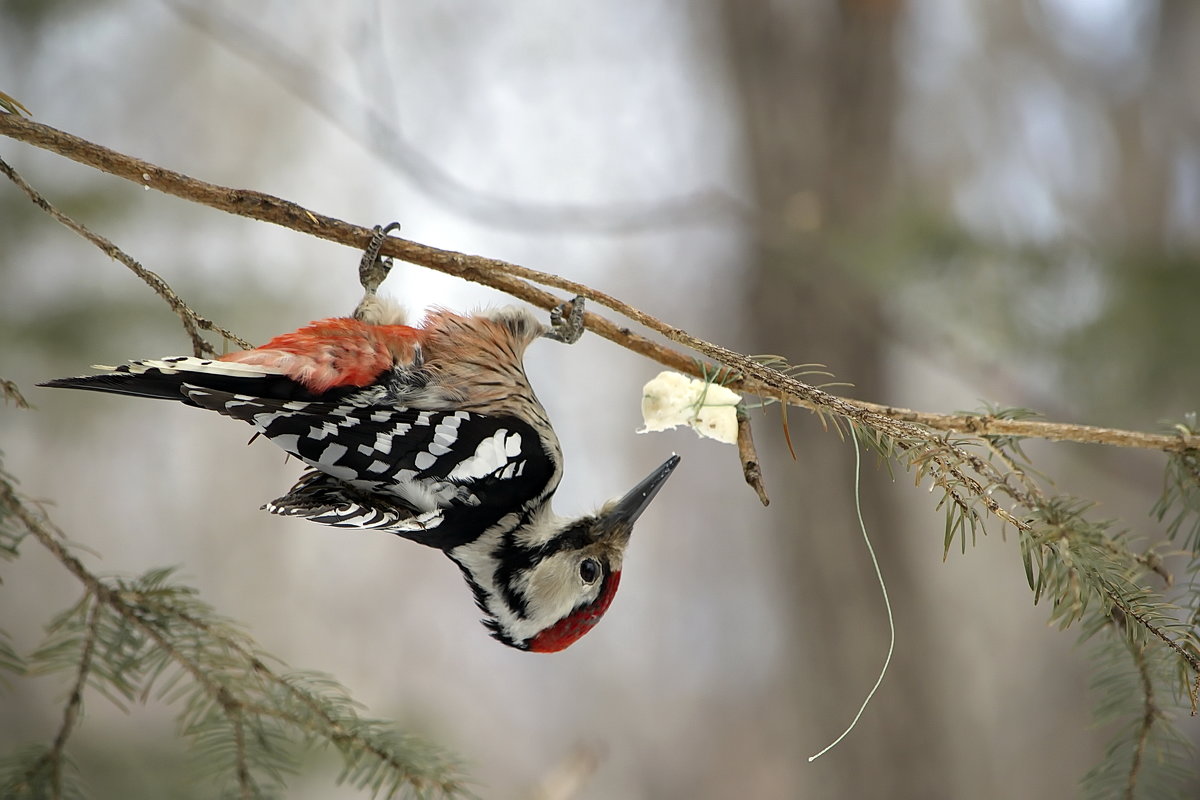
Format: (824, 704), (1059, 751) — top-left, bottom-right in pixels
(717, 2), (956, 796)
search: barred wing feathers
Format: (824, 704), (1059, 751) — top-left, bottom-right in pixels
(182, 384), (556, 549)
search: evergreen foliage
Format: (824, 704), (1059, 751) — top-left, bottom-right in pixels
(866, 405), (1200, 798)
(0, 455), (472, 800)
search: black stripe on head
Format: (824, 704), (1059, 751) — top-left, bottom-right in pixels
(490, 515), (599, 622)
(448, 542), (530, 651)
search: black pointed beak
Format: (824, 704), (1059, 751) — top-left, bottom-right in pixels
(602, 454), (681, 531)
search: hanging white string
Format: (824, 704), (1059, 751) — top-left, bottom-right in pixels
(808, 425), (895, 762)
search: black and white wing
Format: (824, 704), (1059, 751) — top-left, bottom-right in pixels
(182, 384), (558, 549)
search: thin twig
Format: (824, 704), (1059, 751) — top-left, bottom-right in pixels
(1126, 641), (1154, 800)
(2, 114), (1197, 454)
(983, 436), (1168, 583)
(736, 406), (769, 506)
(26, 596), (103, 800)
(972, 434), (1195, 693)
(1101, 581), (1200, 687)
(0, 154), (251, 356)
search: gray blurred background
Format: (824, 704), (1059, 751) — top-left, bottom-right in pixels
(2, 1), (1199, 797)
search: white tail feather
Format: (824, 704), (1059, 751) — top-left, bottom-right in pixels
(97, 357), (284, 378)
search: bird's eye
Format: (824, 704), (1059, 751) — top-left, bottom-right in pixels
(578, 557), (601, 585)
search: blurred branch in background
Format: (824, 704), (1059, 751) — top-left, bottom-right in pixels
(2, 111), (1199, 796)
(163, 0), (744, 235)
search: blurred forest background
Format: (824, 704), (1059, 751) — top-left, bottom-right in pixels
(2, 1), (1199, 798)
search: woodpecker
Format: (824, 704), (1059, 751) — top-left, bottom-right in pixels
(41, 225), (680, 652)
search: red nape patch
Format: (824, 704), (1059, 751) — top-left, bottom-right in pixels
(527, 571), (622, 653)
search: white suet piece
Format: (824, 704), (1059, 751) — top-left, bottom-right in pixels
(639, 370), (742, 445)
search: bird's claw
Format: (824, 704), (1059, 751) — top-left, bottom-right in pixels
(544, 296), (586, 344)
(358, 222), (402, 294)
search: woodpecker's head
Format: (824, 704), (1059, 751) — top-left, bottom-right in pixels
(451, 455), (680, 652)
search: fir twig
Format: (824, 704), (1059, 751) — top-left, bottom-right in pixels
(1127, 641), (1154, 800)
(975, 426), (1199, 795)
(1, 379), (31, 409)
(0, 90), (30, 117)
(23, 598), (102, 799)
(1153, 414), (1200, 555)
(0, 630), (23, 683)
(0, 463), (470, 798)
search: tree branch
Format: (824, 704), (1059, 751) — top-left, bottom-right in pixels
(3, 113), (1194, 456)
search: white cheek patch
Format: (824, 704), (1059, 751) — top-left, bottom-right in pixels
(447, 429), (523, 480)
(521, 553), (603, 626)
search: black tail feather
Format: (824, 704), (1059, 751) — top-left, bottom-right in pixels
(39, 372), (202, 403)
(40, 366), (348, 405)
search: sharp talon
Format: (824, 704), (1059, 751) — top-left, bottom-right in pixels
(544, 295), (586, 344)
(358, 222), (402, 294)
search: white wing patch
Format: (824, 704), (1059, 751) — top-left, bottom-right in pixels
(318, 441), (349, 466)
(271, 433), (300, 454)
(447, 429), (523, 480)
(371, 430), (400, 454)
(397, 509), (445, 532)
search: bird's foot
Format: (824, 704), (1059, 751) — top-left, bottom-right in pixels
(358, 222), (402, 295)
(543, 296), (586, 344)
